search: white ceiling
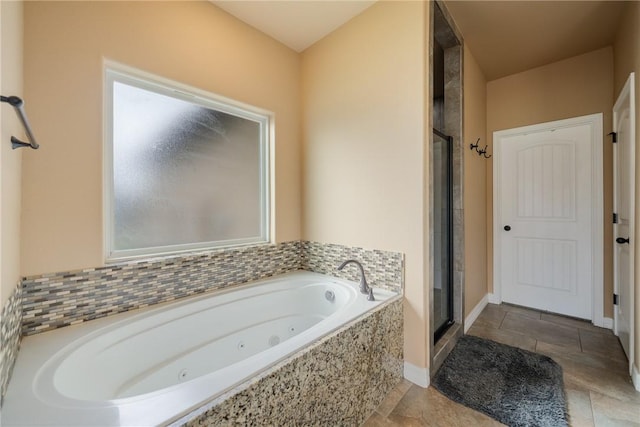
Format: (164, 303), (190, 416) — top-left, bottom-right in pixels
(210, 1), (627, 80)
(445, 1), (627, 81)
(211, 0), (376, 52)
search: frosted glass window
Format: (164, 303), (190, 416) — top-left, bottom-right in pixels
(105, 67), (270, 260)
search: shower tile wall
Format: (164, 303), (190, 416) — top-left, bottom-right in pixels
(20, 241), (403, 336)
(0, 284), (22, 405)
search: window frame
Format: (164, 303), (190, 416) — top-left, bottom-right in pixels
(103, 61), (272, 262)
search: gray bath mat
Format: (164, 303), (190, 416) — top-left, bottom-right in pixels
(433, 335), (568, 427)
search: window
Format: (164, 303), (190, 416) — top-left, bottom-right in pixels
(104, 64), (271, 261)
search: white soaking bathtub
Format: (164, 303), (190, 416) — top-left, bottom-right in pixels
(2, 271), (396, 427)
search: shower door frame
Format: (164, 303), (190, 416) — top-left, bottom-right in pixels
(433, 128), (454, 343)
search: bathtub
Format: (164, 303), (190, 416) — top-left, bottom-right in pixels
(2, 271), (397, 427)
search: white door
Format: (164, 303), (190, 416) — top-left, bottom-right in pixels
(613, 72), (635, 372)
(494, 115), (603, 320)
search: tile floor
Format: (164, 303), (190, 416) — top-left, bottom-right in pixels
(363, 303), (640, 426)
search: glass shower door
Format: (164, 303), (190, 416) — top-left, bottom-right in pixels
(433, 129), (453, 342)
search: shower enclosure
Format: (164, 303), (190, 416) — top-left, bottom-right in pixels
(433, 128), (453, 342)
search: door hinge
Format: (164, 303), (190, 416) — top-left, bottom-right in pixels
(613, 212), (619, 224)
(614, 293), (619, 305)
(609, 131), (618, 143)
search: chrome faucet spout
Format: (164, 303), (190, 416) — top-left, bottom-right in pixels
(337, 259), (371, 295)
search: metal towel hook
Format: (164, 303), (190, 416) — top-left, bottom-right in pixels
(1, 95), (39, 150)
(469, 137), (491, 159)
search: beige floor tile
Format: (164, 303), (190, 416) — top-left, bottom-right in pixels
(376, 381), (413, 417)
(560, 357), (640, 403)
(474, 304), (507, 328)
(468, 322), (537, 352)
(579, 329), (629, 363)
(470, 315), (502, 331)
(385, 386), (428, 426)
(590, 390), (640, 426)
(388, 413), (431, 427)
(566, 387), (595, 427)
(535, 341), (629, 375)
(388, 386), (504, 427)
(499, 303), (542, 320)
(501, 311), (581, 350)
(363, 303), (639, 427)
(396, 379), (414, 394)
(384, 414), (427, 427)
(363, 411), (401, 427)
(541, 312), (611, 335)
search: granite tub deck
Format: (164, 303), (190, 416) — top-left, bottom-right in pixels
(171, 296), (403, 427)
(2, 241), (404, 425)
(3, 273), (400, 427)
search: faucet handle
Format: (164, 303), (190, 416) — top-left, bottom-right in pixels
(367, 287), (375, 302)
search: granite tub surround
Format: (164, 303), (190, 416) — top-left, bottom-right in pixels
(172, 297), (404, 427)
(21, 241), (302, 336)
(301, 241), (404, 292)
(20, 240), (403, 337)
(1, 284), (22, 404)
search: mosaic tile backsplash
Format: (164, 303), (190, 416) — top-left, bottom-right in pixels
(1, 284), (22, 405)
(302, 241), (404, 291)
(21, 241), (403, 336)
(21, 241), (300, 336)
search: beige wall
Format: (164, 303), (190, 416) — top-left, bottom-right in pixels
(613, 0), (640, 381)
(463, 45), (487, 317)
(486, 47), (615, 318)
(22, 1), (302, 276)
(1, 0), (24, 307)
(302, 1), (429, 368)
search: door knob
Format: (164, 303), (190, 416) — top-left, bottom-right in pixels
(616, 237), (630, 244)
(504, 225), (511, 231)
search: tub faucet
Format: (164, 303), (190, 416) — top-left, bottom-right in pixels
(337, 259), (374, 300)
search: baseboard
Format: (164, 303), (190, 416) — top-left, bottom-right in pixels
(464, 294), (489, 333)
(632, 363), (640, 392)
(594, 316), (613, 329)
(404, 361), (430, 388)
(487, 293), (501, 304)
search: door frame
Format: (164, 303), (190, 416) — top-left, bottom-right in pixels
(613, 72), (635, 375)
(492, 113), (604, 326)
